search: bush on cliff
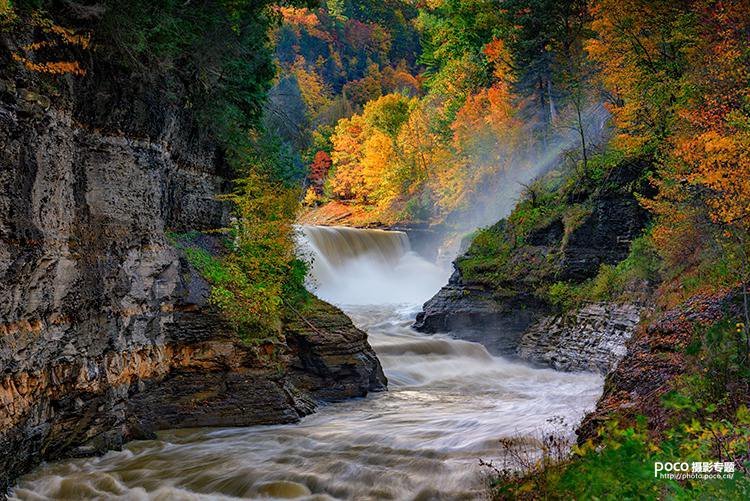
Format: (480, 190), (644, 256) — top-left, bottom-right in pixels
(456, 150), (654, 310)
(4, 0), (315, 340)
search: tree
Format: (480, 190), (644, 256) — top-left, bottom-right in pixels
(586, 0), (693, 151)
(309, 150), (333, 191)
(363, 92), (412, 139)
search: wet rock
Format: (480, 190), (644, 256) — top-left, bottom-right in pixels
(0, 31), (385, 495)
(285, 298), (387, 399)
(577, 290), (742, 442)
(413, 271), (543, 356)
(518, 303), (644, 374)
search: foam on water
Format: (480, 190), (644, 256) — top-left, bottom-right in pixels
(11, 227), (603, 500)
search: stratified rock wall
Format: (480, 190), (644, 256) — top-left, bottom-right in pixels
(577, 291), (740, 442)
(0, 33), (385, 494)
(518, 303), (644, 374)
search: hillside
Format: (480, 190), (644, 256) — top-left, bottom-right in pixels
(409, 1), (750, 498)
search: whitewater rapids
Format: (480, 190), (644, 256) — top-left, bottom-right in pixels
(10, 226), (603, 500)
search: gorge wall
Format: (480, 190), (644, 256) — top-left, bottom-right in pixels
(0, 30), (385, 494)
(518, 302), (644, 374)
(414, 160), (652, 371)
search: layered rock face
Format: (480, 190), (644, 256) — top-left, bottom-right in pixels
(518, 303), (644, 374)
(0, 42), (385, 493)
(577, 291), (740, 442)
(416, 198), (647, 358)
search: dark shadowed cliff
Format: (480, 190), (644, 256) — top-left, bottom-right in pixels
(0, 10), (384, 494)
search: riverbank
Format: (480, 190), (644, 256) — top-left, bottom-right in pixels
(10, 287), (602, 500)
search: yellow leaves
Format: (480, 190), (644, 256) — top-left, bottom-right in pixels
(516, 481), (535, 494)
(329, 93), (416, 219)
(303, 186), (320, 207)
(736, 405), (750, 426)
(326, 67), (525, 222)
(572, 439), (596, 457)
(586, 0), (689, 149)
(291, 57), (331, 115)
(684, 418), (703, 435)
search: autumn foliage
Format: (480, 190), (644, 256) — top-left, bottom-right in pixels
(308, 150), (332, 188)
(10, 14), (90, 76)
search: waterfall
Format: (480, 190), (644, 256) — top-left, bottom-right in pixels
(15, 225), (604, 500)
(298, 225), (450, 305)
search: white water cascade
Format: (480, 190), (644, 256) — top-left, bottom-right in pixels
(298, 225), (450, 305)
(11, 227), (603, 500)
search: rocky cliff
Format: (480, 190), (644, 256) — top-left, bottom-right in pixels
(518, 302), (644, 374)
(577, 290), (740, 442)
(0, 29), (385, 494)
(414, 160), (651, 363)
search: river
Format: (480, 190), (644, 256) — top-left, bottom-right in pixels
(11, 226), (603, 500)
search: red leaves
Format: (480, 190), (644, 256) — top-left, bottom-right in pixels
(309, 151), (332, 185)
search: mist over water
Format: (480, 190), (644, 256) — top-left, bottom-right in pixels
(11, 227), (603, 500)
(460, 102), (610, 231)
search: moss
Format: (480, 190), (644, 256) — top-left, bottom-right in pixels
(561, 203), (592, 248)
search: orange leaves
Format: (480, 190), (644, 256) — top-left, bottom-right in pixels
(11, 17), (90, 77)
(11, 55), (86, 76)
(48, 24), (91, 49)
(482, 38), (513, 82)
(679, 130), (750, 227)
(278, 7), (331, 41)
(308, 151), (332, 186)
(669, 1), (750, 231)
(329, 115), (368, 200)
(602, 0), (750, 292)
(452, 83), (514, 146)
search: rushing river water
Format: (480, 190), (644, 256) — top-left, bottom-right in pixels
(11, 227), (603, 500)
